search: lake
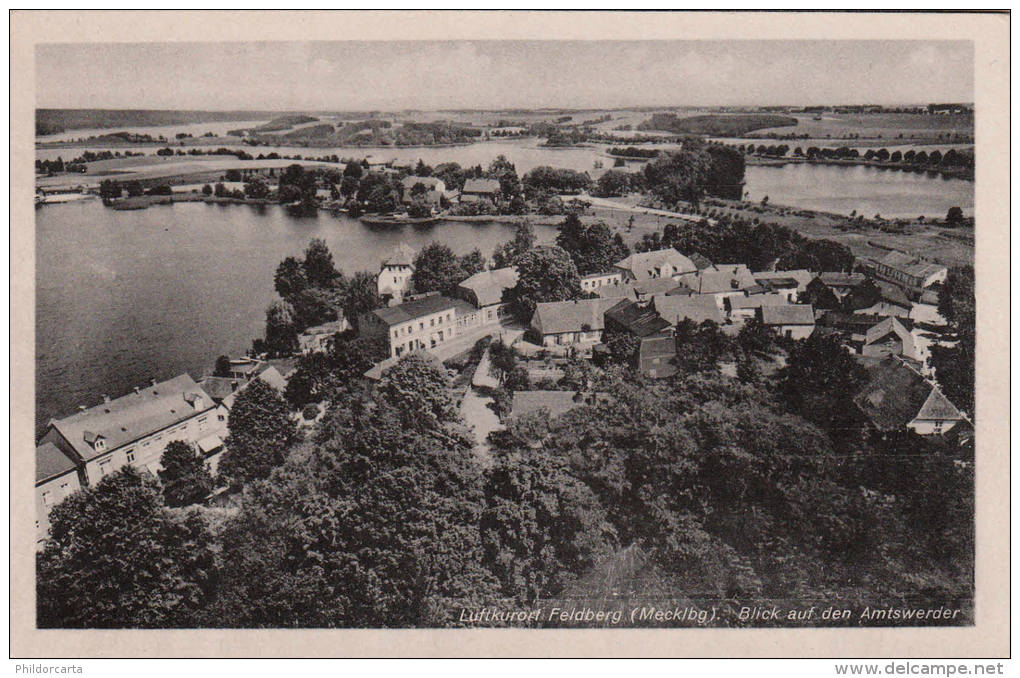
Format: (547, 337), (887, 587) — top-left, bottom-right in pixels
(743, 163), (973, 220)
(35, 199), (557, 431)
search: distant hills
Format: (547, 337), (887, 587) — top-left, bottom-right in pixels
(36, 109), (286, 135)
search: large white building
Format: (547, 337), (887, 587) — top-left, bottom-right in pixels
(35, 374), (227, 543)
(359, 292), (465, 359)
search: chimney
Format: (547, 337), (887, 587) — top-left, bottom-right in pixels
(150, 378), (158, 387)
(77, 405), (86, 412)
(133, 386), (140, 394)
(102, 395), (111, 403)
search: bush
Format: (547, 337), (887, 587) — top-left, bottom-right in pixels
(302, 404), (320, 421)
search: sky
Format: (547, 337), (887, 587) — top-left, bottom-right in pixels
(36, 40), (973, 111)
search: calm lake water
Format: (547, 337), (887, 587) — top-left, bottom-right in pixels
(35, 199), (557, 431)
(743, 163), (974, 220)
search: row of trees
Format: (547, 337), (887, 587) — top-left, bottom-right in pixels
(735, 143), (975, 170)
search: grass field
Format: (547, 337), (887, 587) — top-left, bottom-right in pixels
(753, 113), (974, 140)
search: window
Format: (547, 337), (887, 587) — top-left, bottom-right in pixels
(126, 450), (135, 463)
(393, 329), (398, 339)
(438, 316), (443, 325)
(419, 322), (424, 330)
(218, 414), (226, 422)
(447, 313), (452, 322)
(42, 490), (52, 507)
(98, 459), (112, 476)
(430, 318), (435, 326)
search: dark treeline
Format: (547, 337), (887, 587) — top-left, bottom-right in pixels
(633, 215), (855, 272)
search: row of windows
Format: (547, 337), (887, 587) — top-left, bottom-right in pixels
(391, 312), (454, 339)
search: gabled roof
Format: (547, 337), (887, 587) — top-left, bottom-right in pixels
(531, 298), (617, 335)
(614, 248), (697, 280)
(681, 264), (757, 294)
(46, 374), (212, 462)
(381, 243), (416, 268)
(510, 390), (587, 419)
(916, 388), (965, 422)
(865, 316), (914, 350)
(457, 266), (518, 307)
(761, 304), (815, 326)
(37, 442), (78, 484)
(461, 178), (501, 194)
(368, 293), (459, 326)
(651, 294), (723, 325)
(604, 299), (672, 338)
(854, 357), (964, 431)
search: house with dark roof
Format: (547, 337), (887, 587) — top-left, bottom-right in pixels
(637, 336), (678, 379)
(460, 178), (501, 203)
(604, 299), (672, 339)
(359, 292), (463, 359)
(854, 357), (966, 435)
(456, 266), (518, 324)
(528, 298), (618, 348)
(36, 374), (228, 542)
(613, 248), (697, 282)
(759, 304), (816, 339)
(376, 243), (416, 304)
(804, 272), (868, 309)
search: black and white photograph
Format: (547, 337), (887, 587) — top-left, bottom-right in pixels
(11, 9), (1010, 660)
